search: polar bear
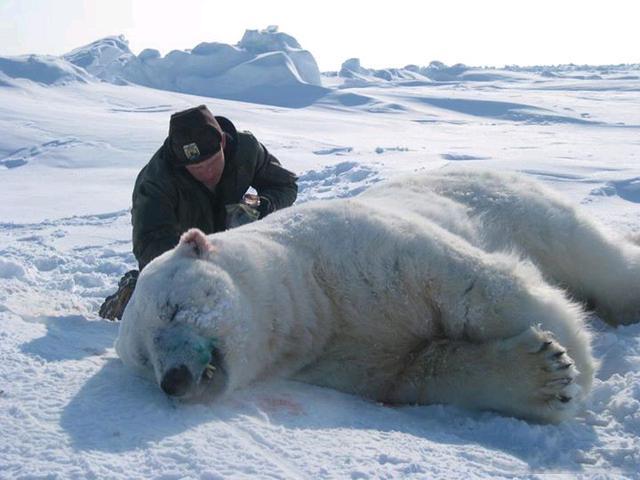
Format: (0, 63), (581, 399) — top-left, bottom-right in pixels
(115, 169), (640, 423)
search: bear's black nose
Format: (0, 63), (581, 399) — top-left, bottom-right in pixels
(160, 365), (193, 397)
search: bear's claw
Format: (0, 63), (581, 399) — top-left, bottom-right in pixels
(507, 326), (581, 417)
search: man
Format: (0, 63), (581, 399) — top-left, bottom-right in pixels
(99, 104), (298, 320)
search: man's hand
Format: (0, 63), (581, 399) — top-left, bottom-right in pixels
(99, 270), (139, 321)
(243, 193), (272, 219)
(225, 201), (260, 229)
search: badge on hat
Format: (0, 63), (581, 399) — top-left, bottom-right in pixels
(182, 142), (201, 162)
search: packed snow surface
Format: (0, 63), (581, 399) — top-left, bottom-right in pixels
(1, 35), (640, 478)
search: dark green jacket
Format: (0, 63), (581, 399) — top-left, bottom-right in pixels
(132, 116), (297, 270)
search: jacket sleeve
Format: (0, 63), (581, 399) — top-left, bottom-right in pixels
(132, 180), (182, 270)
(251, 143), (298, 218)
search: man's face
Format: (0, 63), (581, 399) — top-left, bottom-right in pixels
(185, 133), (226, 188)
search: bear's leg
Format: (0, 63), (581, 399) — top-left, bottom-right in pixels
(551, 226), (640, 326)
(474, 184), (640, 326)
(516, 212), (640, 326)
(387, 326), (583, 423)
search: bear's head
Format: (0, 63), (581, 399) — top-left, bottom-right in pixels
(115, 228), (245, 400)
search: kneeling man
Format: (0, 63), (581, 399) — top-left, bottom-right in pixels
(100, 105), (298, 319)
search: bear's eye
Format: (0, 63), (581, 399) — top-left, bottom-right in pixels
(136, 350), (150, 367)
(162, 301), (180, 323)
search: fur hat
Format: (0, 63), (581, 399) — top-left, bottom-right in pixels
(169, 105), (222, 165)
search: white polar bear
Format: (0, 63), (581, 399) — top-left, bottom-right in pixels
(115, 169), (640, 423)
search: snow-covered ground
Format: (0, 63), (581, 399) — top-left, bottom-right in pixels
(1, 42), (640, 478)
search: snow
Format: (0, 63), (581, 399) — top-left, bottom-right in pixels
(0, 54), (93, 86)
(60, 27), (325, 108)
(63, 35), (134, 84)
(337, 58), (470, 84)
(1, 31), (640, 478)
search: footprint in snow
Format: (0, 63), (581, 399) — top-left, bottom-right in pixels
(110, 104), (174, 113)
(588, 178), (640, 204)
(375, 146), (409, 154)
(312, 146), (353, 156)
(297, 161), (381, 201)
(0, 137), (83, 169)
(441, 153), (491, 161)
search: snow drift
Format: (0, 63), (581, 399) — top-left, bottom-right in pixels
(62, 27), (328, 107)
(0, 54), (93, 86)
(335, 58), (474, 84)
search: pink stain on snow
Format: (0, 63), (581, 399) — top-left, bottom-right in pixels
(258, 396), (305, 416)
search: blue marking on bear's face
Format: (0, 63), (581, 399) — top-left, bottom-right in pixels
(151, 324), (227, 399)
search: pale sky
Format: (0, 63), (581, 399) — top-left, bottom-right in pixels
(1, 0), (638, 71)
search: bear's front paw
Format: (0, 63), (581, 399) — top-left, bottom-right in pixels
(498, 327), (582, 421)
(529, 330), (580, 408)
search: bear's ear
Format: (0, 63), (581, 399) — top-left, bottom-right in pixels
(178, 228), (214, 259)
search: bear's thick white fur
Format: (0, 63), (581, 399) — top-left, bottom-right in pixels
(116, 169), (640, 423)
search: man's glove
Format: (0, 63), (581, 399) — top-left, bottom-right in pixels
(225, 201), (260, 229)
(98, 269), (139, 321)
